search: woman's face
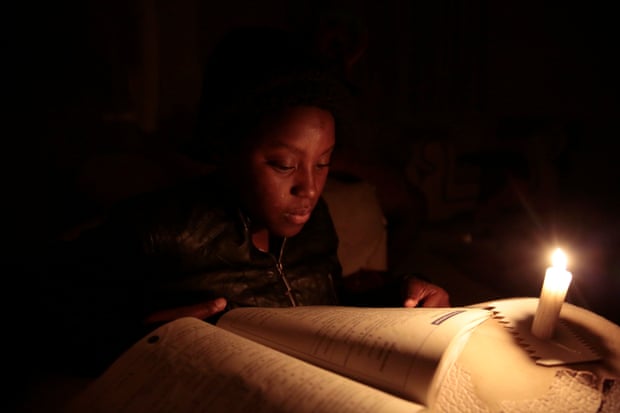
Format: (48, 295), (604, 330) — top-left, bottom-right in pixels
(237, 106), (335, 238)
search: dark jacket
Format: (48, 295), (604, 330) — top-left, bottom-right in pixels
(29, 174), (343, 375)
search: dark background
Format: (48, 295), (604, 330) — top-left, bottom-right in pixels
(9, 1), (619, 323)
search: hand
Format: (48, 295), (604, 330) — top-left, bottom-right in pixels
(402, 278), (450, 308)
(144, 297), (228, 324)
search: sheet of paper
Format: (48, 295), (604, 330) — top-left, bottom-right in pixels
(218, 305), (490, 405)
(470, 298), (602, 365)
(66, 317), (425, 413)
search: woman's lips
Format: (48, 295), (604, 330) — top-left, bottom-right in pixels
(285, 209), (312, 225)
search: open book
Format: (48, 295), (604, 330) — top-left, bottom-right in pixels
(65, 305), (491, 413)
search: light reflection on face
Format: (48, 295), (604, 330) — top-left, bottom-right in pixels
(237, 106), (335, 238)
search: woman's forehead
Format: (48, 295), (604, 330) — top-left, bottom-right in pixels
(254, 107), (335, 142)
(258, 106), (334, 132)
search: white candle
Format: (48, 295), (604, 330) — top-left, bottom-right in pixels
(531, 248), (573, 339)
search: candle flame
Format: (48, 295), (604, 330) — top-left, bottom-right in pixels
(551, 248), (567, 270)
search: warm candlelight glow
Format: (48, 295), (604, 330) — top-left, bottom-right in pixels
(543, 249), (572, 295)
(552, 248), (567, 270)
(531, 248), (573, 339)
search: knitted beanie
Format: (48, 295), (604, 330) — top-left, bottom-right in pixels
(187, 26), (353, 164)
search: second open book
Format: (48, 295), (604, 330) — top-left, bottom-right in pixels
(66, 305), (491, 413)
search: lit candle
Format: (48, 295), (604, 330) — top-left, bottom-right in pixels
(531, 248), (573, 339)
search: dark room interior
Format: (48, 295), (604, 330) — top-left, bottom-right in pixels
(8, 1), (620, 410)
(13, 0), (618, 317)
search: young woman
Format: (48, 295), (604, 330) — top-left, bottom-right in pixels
(27, 27), (449, 377)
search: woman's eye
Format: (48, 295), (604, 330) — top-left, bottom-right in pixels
(267, 161), (295, 172)
(316, 162), (332, 169)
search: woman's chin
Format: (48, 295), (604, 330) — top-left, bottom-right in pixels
(272, 222), (305, 239)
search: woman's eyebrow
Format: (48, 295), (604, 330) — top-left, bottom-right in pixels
(265, 142), (335, 156)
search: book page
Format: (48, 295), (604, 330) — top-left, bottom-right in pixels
(65, 317), (426, 413)
(217, 305), (490, 406)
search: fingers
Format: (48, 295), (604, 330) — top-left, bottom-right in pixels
(403, 278), (451, 308)
(403, 297), (419, 308)
(144, 297), (228, 324)
(420, 290), (451, 307)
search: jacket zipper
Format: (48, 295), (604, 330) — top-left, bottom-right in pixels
(276, 237), (297, 307)
(238, 209), (298, 307)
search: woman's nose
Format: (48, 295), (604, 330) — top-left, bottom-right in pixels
(291, 169), (318, 198)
